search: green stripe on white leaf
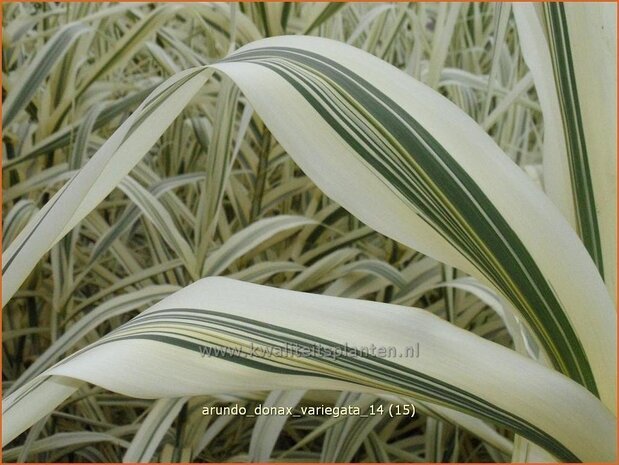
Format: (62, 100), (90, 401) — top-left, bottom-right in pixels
(3, 375), (84, 448)
(542, 3), (605, 280)
(3, 163), (75, 203)
(514, 3), (617, 301)
(552, 3), (617, 302)
(285, 248), (360, 291)
(338, 259), (407, 289)
(2, 278), (615, 461)
(512, 3), (576, 255)
(303, 3), (347, 35)
(69, 102), (104, 169)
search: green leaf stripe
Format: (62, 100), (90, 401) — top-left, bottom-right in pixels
(542, 3), (604, 277)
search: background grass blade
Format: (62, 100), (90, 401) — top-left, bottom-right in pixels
(2, 67), (213, 306)
(2, 22), (90, 127)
